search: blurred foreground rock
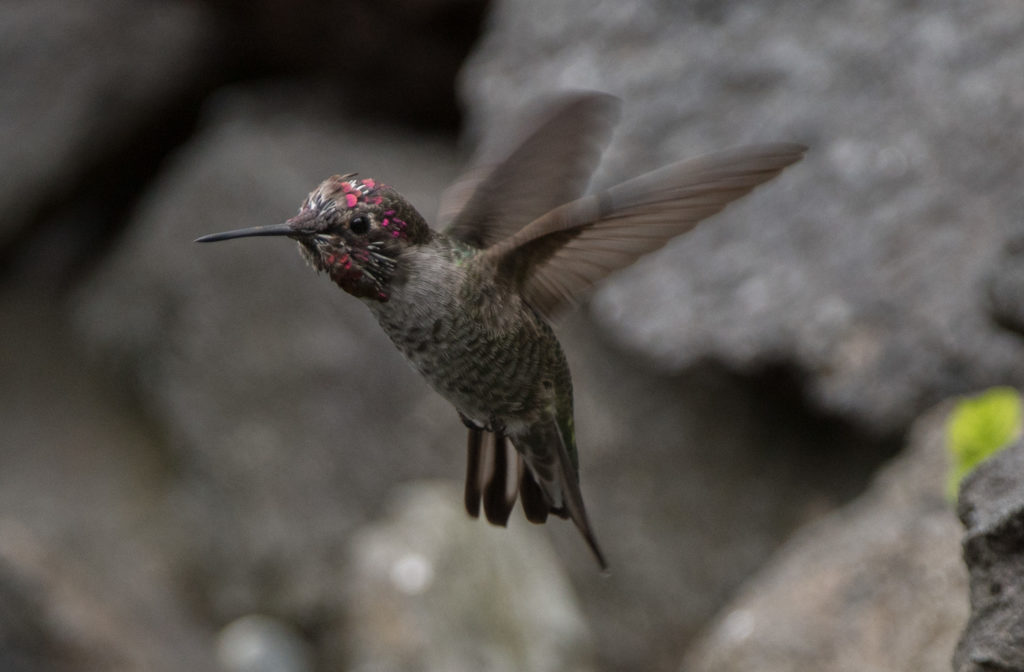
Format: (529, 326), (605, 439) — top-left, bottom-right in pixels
(682, 403), (968, 672)
(0, 522), (121, 672)
(462, 0), (1024, 433)
(0, 520), (218, 672)
(955, 440), (1024, 672)
(346, 482), (592, 672)
(216, 614), (314, 672)
(0, 290), (217, 672)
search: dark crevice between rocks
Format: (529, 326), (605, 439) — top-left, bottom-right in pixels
(207, 0), (491, 131)
(736, 359), (904, 502)
(584, 315), (905, 518)
(985, 234), (1024, 341)
(564, 317), (908, 669)
(670, 358), (905, 657)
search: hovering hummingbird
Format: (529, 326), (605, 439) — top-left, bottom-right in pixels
(196, 92), (805, 569)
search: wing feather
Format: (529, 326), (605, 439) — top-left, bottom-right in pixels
(484, 143), (807, 317)
(441, 92), (621, 248)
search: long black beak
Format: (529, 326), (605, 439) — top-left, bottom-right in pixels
(194, 222), (295, 243)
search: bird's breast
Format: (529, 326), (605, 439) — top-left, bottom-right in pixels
(368, 271), (563, 425)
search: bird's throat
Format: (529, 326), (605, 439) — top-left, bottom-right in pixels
(326, 254), (389, 302)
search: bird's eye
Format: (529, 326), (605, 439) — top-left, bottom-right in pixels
(349, 215), (370, 235)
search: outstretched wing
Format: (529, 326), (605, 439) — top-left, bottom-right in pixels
(441, 92), (621, 248)
(482, 143), (807, 319)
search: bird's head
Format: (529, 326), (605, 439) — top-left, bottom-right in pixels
(196, 175), (432, 301)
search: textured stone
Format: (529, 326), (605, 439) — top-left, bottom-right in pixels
(682, 403), (968, 672)
(955, 439), (1024, 672)
(461, 0), (1024, 433)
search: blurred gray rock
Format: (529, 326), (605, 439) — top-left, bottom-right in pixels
(955, 439), (1024, 672)
(345, 482), (592, 672)
(461, 0), (1024, 433)
(0, 519), (219, 672)
(986, 236), (1024, 337)
(0, 521), (129, 672)
(217, 614), (314, 672)
(681, 403), (968, 672)
(0, 289), (217, 672)
(0, 0), (217, 247)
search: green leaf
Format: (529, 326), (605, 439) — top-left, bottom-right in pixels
(946, 387), (1022, 500)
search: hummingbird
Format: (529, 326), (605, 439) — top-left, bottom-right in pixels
(196, 92), (805, 569)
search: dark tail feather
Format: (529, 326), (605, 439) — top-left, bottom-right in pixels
(517, 455), (550, 524)
(464, 427), (607, 570)
(467, 431), (517, 527)
(464, 427), (483, 518)
(465, 429), (555, 525)
(551, 438), (607, 570)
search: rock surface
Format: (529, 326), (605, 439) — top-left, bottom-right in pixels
(955, 439), (1024, 672)
(682, 403), (969, 672)
(461, 0), (1024, 433)
(217, 614), (314, 672)
(346, 482), (593, 672)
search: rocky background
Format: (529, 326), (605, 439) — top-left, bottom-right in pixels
(3, 0), (1023, 671)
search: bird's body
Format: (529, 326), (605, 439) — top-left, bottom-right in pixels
(196, 92), (805, 568)
(370, 239), (571, 438)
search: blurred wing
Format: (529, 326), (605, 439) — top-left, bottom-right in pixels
(484, 143), (807, 318)
(441, 91), (621, 248)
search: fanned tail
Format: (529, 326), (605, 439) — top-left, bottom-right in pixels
(463, 426), (607, 570)
(464, 428), (517, 526)
(518, 457), (550, 524)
